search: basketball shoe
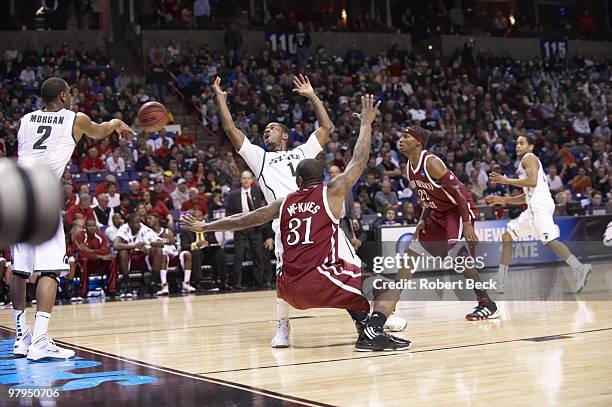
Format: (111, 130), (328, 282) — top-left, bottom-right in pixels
(465, 298), (500, 321)
(13, 329), (31, 356)
(155, 283), (169, 296)
(27, 334), (75, 361)
(355, 327), (412, 352)
(271, 318), (290, 348)
(181, 282), (196, 293)
(575, 264), (592, 293)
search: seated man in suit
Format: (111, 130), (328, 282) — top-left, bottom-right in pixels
(180, 207), (228, 289)
(227, 170), (265, 288)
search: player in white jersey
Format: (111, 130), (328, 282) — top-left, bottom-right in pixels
(146, 212), (196, 295)
(10, 78), (135, 360)
(213, 75), (406, 348)
(486, 135), (592, 293)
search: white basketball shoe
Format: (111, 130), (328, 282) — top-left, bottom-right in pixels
(575, 264), (593, 293)
(13, 330), (32, 357)
(27, 335), (75, 361)
(271, 318), (290, 348)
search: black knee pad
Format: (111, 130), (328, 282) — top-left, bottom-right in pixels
(39, 271), (60, 284)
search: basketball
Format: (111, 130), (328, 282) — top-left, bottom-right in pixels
(137, 101), (168, 132)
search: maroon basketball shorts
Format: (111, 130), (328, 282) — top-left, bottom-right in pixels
(278, 260), (370, 313)
(411, 207), (476, 258)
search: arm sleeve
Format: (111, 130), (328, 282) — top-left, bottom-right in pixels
(237, 137), (265, 178)
(438, 170), (472, 221)
(297, 131), (324, 159)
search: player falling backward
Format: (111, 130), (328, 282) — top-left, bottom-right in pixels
(397, 126), (499, 320)
(11, 77), (135, 360)
(213, 75), (406, 348)
(183, 95), (411, 351)
(486, 135), (592, 293)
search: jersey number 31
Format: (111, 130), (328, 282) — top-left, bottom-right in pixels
(286, 217), (314, 246)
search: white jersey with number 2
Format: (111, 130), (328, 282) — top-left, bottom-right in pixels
(11, 108), (77, 276)
(17, 109), (76, 179)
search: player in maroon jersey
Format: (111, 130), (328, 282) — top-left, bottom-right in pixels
(398, 126), (498, 320)
(181, 95), (411, 351)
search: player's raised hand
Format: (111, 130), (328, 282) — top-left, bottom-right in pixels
(292, 74), (316, 98)
(213, 77), (227, 98)
(114, 119), (136, 142)
(180, 214), (207, 233)
(353, 94), (381, 124)
(489, 172), (508, 185)
(485, 195), (506, 205)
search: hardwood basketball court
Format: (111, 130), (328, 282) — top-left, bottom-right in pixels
(0, 262), (611, 406)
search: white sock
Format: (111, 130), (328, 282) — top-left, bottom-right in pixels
(183, 269), (191, 283)
(565, 255), (583, 273)
(498, 264), (509, 274)
(13, 309), (28, 339)
(160, 269), (167, 285)
(32, 311), (51, 342)
(276, 298), (290, 321)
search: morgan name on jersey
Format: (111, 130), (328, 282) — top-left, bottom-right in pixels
(27, 114), (67, 125)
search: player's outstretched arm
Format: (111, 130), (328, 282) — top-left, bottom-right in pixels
(293, 74), (333, 146)
(327, 94), (379, 218)
(213, 76), (247, 150)
(490, 155), (538, 188)
(181, 199), (283, 233)
(74, 113), (136, 143)
(486, 194), (527, 206)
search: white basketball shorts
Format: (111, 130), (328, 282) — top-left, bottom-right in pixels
(11, 217), (69, 277)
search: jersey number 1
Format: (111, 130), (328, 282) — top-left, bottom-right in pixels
(287, 162), (296, 177)
(286, 217), (314, 246)
(33, 125), (52, 150)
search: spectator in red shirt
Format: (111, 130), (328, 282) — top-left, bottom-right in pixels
(153, 180), (174, 210)
(75, 218), (117, 297)
(175, 126), (196, 147)
(577, 10), (596, 38)
(181, 188), (208, 216)
(80, 146), (105, 173)
(143, 189), (174, 229)
(95, 174), (118, 196)
(61, 168), (78, 191)
(66, 193), (96, 227)
(63, 184), (78, 211)
(156, 138), (172, 161)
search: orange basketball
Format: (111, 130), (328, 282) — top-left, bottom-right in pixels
(137, 101), (168, 132)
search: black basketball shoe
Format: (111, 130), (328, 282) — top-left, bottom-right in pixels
(465, 298), (500, 321)
(355, 327), (412, 352)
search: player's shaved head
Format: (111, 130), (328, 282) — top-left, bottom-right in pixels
(295, 159), (324, 188)
(41, 77), (69, 104)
